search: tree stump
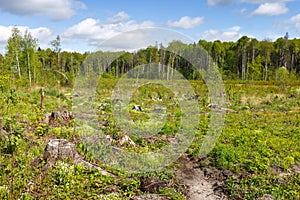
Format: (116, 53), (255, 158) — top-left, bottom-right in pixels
(42, 139), (115, 177)
(48, 110), (73, 127)
(43, 139), (77, 161)
(132, 194), (170, 200)
(132, 105), (143, 111)
(40, 88), (44, 110)
(140, 177), (167, 193)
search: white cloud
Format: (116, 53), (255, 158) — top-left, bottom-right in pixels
(62, 18), (157, 51)
(209, 0), (291, 16)
(228, 26), (241, 32)
(240, 8), (247, 14)
(107, 11), (130, 23)
(207, 0), (233, 6)
(200, 26), (243, 41)
(166, 16), (204, 29)
(287, 13), (300, 32)
(241, 0), (292, 3)
(251, 2), (289, 16)
(0, 26), (12, 53)
(0, 25), (53, 53)
(208, 0), (292, 6)
(0, 0), (86, 20)
(61, 48), (77, 52)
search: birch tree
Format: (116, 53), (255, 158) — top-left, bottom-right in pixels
(50, 35), (62, 70)
(6, 27), (23, 78)
(23, 30), (38, 87)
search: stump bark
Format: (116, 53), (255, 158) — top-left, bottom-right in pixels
(43, 139), (77, 161)
(47, 110), (73, 127)
(43, 139), (115, 176)
(40, 88), (44, 110)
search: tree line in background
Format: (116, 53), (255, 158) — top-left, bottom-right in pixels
(0, 28), (300, 90)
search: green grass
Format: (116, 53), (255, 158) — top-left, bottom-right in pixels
(0, 80), (299, 199)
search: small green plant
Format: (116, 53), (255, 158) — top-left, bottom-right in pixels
(158, 188), (185, 200)
(118, 178), (140, 197)
(282, 156), (294, 170)
(2, 118), (24, 154)
(36, 124), (49, 136)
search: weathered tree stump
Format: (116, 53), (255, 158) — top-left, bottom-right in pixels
(47, 110), (73, 127)
(0, 127), (8, 139)
(132, 194), (170, 200)
(140, 177), (167, 193)
(40, 88), (44, 110)
(42, 139), (115, 177)
(43, 139), (77, 161)
(117, 135), (136, 147)
(132, 105), (143, 111)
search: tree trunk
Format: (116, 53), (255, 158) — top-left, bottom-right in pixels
(16, 51), (21, 78)
(170, 55), (175, 80)
(291, 53), (294, 71)
(115, 59), (118, 78)
(33, 63), (36, 87)
(41, 88), (44, 110)
(265, 62), (268, 81)
(242, 47), (246, 80)
(27, 52), (32, 87)
(57, 52), (60, 71)
(158, 62), (161, 79)
(166, 57), (170, 81)
(148, 56), (151, 79)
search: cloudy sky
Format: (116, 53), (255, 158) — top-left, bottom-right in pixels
(0, 0), (299, 53)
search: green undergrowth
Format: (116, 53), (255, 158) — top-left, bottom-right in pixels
(1, 80), (300, 199)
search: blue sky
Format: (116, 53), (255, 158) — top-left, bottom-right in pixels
(0, 0), (300, 53)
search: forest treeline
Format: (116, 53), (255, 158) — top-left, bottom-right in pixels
(0, 28), (300, 90)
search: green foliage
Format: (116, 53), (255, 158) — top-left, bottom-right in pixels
(226, 174), (300, 199)
(158, 188), (186, 200)
(210, 145), (239, 170)
(1, 117), (24, 154)
(248, 55), (263, 80)
(0, 74), (11, 92)
(48, 127), (73, 139)
(1, 27), (300, 90)
(1, 33), (300, 200)
(44, 88), (59, 96)
(31, 161), (117, 199)
(118, 178), (140, 197)
(36, 124), (49, 136)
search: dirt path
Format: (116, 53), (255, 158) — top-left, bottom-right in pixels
(175, 156), (228, 200)
(179, 168), (227, 200)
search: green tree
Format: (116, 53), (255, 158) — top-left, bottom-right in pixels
(276, 66), (289, 90)
(248, 55), (263, 80)
(23, 30), (38, 87)
(50, 35), (62, 71)
(0, 53), (4, 71)
(6, 27), (23, 78)
(259, 40), (274, 80)
(274, 37), (288, 69)
(236, 36), (250, 80)
(223, 42), (237, 79)
(211, 40), (225, 68)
